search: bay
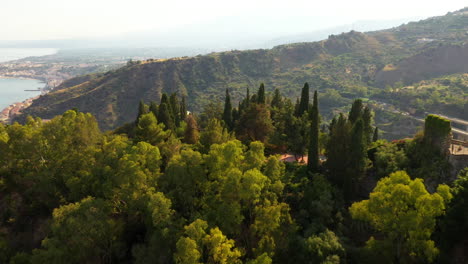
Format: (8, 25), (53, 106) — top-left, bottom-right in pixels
(0, 78), (43, 110)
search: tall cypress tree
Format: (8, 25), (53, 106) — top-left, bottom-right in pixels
(326, 113), (351, 189)
(180, 97), (187, 121)
(170, 93), (180, 127)
(308, 90), (320, 173)
(348, 99), (363, 124)
(158, 102), (175, 130)
(160, 93), (169, 106)
(232, 107), (239, 128)
(271, 88), (282, 108)
(346, 118), (367, 201)
(149, 101), (159, 120)
(257, 83), (265, 104)
(297, 82), (310, 117)
(362, 106), (373, 145)
(246, 87), (250, 106)
(294, 98), (300, 116)
(222, 89), (233, 130)
(372, 127), (379, 142)
(136, 100), (148, 125)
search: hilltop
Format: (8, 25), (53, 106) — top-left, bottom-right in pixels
(17, 8), (468, 132)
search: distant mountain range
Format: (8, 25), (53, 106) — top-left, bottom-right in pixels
(0, 16), (421, 51)
(17, 8), (468, 138)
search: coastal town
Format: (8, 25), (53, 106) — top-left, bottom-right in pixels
(0, 95), (39, 123)
(0, 50), (128, 124)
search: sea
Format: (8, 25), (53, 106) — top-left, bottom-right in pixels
(0, 48), (57, 110)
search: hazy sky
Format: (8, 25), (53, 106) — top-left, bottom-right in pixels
(1, 0), (466, 40)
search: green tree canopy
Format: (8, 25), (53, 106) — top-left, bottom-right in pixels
(350, 171), (452, 263)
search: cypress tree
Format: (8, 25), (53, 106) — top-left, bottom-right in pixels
(348, 99), (363, 124)
(362, 106), (373, 145)
(158, 102), (175, 130)
(372, 127), (379, 142)
(347, 118), (367, 200)
(257, 83), (266, 104)
(223, 89), (233, 130)
(170, 93), (180, 127)
(149, 101), (159, 120)
(246, 87), (250, 106)
(308, 90), (320, 173)
(326, 113), (350, 188)
(271, 88), (282, 108)
(294, 98), (300, 116)
(232, 107), (239, 128)
(180, 97), (187, 121)
(329, 116), (337, 134)
(297, 82), (310, 117)
(250, 94), (258, 104)
(136, 100), (148, 125)
(160, 93), (169, 106)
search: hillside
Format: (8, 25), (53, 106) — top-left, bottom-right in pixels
(17, 8), (468, 131)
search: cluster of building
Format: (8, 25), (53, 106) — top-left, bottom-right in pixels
(0, 96), (38, 124)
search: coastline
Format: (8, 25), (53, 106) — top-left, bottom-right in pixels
(0, 78), (48, 124)
(0, 48), (59, 124)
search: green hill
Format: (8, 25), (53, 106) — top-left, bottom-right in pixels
(17, 8), (468, 131)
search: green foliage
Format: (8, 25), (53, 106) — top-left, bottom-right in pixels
(184, 114), (200, 144)
(180, 97), (187, 121)
(305, 229), (345, 264)
(222, 89), (233, 130)
(159, 102), (175, 131)
(270, 88), (282, 109)
(135, 112), (168, 146)
(1, 69), (464, 264)
(296, 83), (309, 117)
(32, 197), (125, 263)
(136, 100), (148, 125)
(161, 149), (206, 219)
(170, 93), (181, 127)
(362, 106), (373, 145)
(346, 119), (367, 198)
(326, 114), (351, 193)
(350, 171), (452, 263)
(373, 73), (467, 120)
(404, 134), (451, 181)
(374, 143), (408, 178)
(174, 219), (243, 264)
(308, 90), (319, 172)
(348, 99), (363, 124)
(236, 104), (274, 143)
(298, 174), (341, 236)
(438, 169), (468, 256)
(199, 118), (232, 152)
(287, 113), (310, 157)
(424, 114), (451, 149)
(257, 83), (266, 104)
(372, 127), (379, 142)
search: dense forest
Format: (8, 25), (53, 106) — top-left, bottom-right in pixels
(1, 83), (466, 264)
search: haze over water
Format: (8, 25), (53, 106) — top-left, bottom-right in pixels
(0, 48), (56, 63)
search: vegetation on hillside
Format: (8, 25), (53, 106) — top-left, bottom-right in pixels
(16, 9), (468, 138)
(1, 82), (465, 263)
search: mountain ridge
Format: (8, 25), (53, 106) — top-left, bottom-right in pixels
(17, 8), (468, 131)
